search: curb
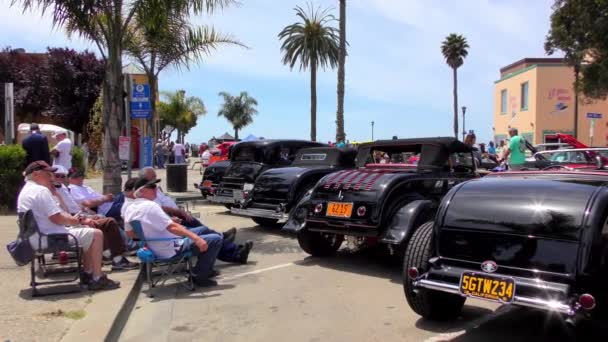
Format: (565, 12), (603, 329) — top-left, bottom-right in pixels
(104, 268), (144, 342)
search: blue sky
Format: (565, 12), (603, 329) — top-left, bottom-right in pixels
(0, 0), (556, 144)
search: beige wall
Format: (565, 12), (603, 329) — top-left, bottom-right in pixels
(494, 63), (608, 146)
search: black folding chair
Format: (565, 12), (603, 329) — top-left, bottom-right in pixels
(19, 210), (84, 296)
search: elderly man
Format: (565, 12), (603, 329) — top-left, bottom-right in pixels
(67, 169), (114, 216)
(18, 161), (120, 290)
(136, 168), (253, 263)
(50, 130), (72, 170)
(52, 166), (138, 270)
(124, 178), (222, 287)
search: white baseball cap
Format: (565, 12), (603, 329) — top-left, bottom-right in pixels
(53, 130), (67, 138)
(54, 165), (68, 175)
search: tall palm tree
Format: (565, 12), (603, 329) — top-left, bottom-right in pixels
(278, 4), (340, 142)
(441, 33), (469, 139)
(217, 91), (258, 140)
(336, 0), (346, 143)
(124, 0), (243, 141)
(158, 90), (206, 143)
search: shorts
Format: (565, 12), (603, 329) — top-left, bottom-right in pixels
(28, 227), (96, 252)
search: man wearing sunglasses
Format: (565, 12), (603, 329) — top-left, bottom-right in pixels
(124, 178), (223, 287)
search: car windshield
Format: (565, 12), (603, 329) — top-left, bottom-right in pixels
(232, 146), (264, 162)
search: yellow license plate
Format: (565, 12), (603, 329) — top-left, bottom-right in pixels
(326, 202), (353, 218)
(202, 180), (213, 188)
(459, 272), (515, 303)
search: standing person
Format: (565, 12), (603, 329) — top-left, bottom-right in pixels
(154, 139), (165, 169)
(488, 141), (497, 155)
(173, 141), (185, 164)
(502, 128), (527, 170)
(201, 148), (211, 168)
(51, 130), (72, 170)
(169, 141), (176, 164)
(22, 123), (51, 165)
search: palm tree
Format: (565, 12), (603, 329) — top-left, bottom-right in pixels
(158, 90), (206, 143)
(441, 33), (469, 139)
(16, 0), (235, 194)
(124, 0), (243, 141)
(217, 91), (258, 140)
(336, 0), (347, 143)
(278, 4), (340, 142)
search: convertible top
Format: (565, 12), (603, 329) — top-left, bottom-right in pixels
(359, 137), (472, 153)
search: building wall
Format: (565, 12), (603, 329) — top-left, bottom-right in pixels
(494, 62), (608, 146)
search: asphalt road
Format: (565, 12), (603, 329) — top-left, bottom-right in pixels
(120, 204), (607, 342)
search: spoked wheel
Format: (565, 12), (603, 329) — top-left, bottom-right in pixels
(297, 228), (344, 256)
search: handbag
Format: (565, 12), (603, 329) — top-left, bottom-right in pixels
(6, 210), (38, 266)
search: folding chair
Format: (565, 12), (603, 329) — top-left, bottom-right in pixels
(19, 210), (83, 297)
(129, 220), (195, 296)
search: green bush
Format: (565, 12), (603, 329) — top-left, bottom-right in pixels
(72, 146), (85, 172)
(0, 145), (26, 211)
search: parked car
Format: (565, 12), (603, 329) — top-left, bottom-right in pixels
(529, 147), (607, 171)
(210, 140), (326, 207)
(208, 141), (236, 166)
(194, 160), (231, 199)
(284, 137), (477, 257)
(230, 147), (357, 227)
(403, 170), (608, 325)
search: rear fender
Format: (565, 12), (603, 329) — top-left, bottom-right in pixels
(379, 200), (434, 245)
(282, 189), (313, 232)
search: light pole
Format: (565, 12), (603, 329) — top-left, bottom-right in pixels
(461, 106), (467, 141)
(371, 121), (375, 141)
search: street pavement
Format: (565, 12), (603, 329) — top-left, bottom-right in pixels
(119, 204), (608, 342)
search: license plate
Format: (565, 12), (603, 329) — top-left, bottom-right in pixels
(459, 272), (515, 303)
(233, 190), (244, 201)
(202, 180), (213, 188)
(326, 202), (353, 218)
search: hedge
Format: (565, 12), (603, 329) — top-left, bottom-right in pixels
(0, 144), (85, 212)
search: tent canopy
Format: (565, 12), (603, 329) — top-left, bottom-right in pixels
(216, 132), (235, 141)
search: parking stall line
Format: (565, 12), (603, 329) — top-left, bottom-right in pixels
(218, 262), (298, 281)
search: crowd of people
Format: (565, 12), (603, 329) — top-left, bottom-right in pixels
(154, 139), (208, 168)
(463, 127), (527, 170)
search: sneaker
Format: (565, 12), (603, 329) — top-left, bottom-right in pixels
(111, 257), (139, 271)
(237, 241), (254, 264)
(210, 269), (220, 278)
(88, 275), (120, 291)
(102, 255), (112, 265)
(222, 228), (237, 244)
(80, 271), (92, 285)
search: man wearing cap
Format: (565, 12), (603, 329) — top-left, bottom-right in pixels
(53, 167), (138, 270)
(18, 161), (120, 290)
(68, 169), (114, 216)
(50, 130), (72, 170)
(124, 178), (222, 286)
(22, 123), (51, 166)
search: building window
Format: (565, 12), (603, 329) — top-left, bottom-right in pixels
(500, 89), (507, 114)
(521, 82), (529, 110)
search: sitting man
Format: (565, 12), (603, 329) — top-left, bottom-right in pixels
(52, 166), (137, 270)
(125, 175), (252, 264)
(124, 178), (222, 287)
(67, 169), (114, 216)
(17, 161), (120, 290)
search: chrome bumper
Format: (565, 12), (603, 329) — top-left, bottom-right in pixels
(413, 272), (576, 316)
(230, 207), (289, 221)
(210, 195), (238, 204)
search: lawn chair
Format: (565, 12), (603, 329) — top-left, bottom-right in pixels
(19, 210), (83, 297)
(129, 220), (195, 296)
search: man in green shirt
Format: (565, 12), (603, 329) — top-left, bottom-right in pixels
(503, 128), (527, 170)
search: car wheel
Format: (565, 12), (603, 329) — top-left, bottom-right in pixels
(252, 217), (281, 228)
(297, 228), (344, 257)
(403, 221), (465, 320)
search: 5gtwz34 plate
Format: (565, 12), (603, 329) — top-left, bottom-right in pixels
(459, 272), (515, 303)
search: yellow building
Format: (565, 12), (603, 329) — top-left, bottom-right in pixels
(493, 58), (608, 146)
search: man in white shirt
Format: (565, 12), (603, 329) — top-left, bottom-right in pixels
(124, 178), (222, 286)
(18, 161), (120, 291)
(201, 149), (211, 167)
(173, 141), (185, 164)
(67, 169), (114, 215)
(51, 130), (72, 170)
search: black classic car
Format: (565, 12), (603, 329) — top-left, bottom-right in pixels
(230, 147), (357, 227)
(210, 139), (326, 207)
(285, 137), (477, 257)
(195, 160), (231, 198)
(403, 171), (608, 325)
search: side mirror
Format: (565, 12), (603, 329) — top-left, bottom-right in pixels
(596, 155), (604, 170)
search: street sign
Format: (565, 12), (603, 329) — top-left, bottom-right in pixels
(130, 84), (151, 119)
(119, 136), (130, 161)
(587, 112), (602, 119)
(140, 136), (153, 168)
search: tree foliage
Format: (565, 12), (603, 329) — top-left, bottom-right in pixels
(158, 90), (206, 142)
(217, 91), (258, 140)
(546, 0), (608, 100)
(441, 33), (469, 139)
(0, 47), (103, 135)
(278, 4), (339, 141)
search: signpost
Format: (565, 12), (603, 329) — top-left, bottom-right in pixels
(130, 84), (151, 119)
(587, 113), (602, 146)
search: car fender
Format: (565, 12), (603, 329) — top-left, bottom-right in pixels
(282, 188), (314, 233)
(379, 199), (435, 245)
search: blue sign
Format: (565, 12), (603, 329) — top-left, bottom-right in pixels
(130, 84), (151, 119)
(140, 136), (153, 168)
(587, 112), (602, 119)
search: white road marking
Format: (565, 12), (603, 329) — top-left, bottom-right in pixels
(218, 262), (297, 281)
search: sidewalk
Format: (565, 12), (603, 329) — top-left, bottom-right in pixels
(0, 215), (140, 341)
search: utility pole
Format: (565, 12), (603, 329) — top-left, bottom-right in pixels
(461, 106), (467, 141)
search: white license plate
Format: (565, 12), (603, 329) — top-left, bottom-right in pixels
(233, 190), (244, 200)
